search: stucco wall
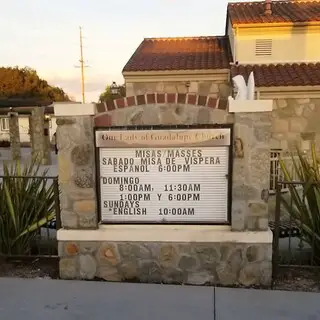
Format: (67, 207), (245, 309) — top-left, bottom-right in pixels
(125, 80), (231, 99)
(234, 25), (320, 64)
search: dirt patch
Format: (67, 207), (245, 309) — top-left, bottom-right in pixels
(0, 259), (319, 293)
(273, 267), (320, 293)
(0, 257), (59, 279)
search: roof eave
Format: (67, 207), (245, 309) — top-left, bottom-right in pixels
(256, 85), (320, 98)
(231, 21), (320, 28)
(122, 69), (230, 76)
(0, 106), (55, 115)
(257, 85), (320, 91)
(123, 69), (231, 82)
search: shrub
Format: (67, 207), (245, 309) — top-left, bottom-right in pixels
(0, 158), (56, 255)
(280, 143), (320, 264)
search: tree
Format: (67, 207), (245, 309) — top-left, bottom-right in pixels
(0, 66), (70, 101)
(99, 84), (126, 102)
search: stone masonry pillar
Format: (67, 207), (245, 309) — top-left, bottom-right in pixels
(8, 112), (21, 160)
(30, 107), (51, 165)
(231, 104), (272, 232)
(54, 103), (98, 229)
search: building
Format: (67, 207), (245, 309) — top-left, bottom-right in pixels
(122, 36), (233, 100)
(0, 101), (80, 146)
(122, 0), (320, 196)
(227, 0), (320, 153)
(0, 113), (57, 145)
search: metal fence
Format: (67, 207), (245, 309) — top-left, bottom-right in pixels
(0, 175), (61, 258)
(269, 151), (301, 194)
(272, 180), (320, 280)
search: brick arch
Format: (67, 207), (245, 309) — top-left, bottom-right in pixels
(94, 93), (228, 127)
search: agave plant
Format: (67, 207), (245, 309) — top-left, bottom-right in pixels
(0, 158), (56, 255)
(279, 143), (320, 264)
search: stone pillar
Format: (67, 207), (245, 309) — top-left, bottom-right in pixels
(8, 112), (21, 160)
(54, 103), (98, 229)
(230, 101), (272, 231)
(30, 107), (51, 165)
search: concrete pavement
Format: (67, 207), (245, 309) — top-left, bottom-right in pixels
(0, 278), (319, 319)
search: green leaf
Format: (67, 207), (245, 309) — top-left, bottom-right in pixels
(0, 158), (58, 255)
(3, 180), (17, 231)
(280, 145), (320, 264)
(14, 212), (55, 241)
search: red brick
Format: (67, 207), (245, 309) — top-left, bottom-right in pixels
(96, 103), (106, 113)
(115, 98), (125, 109)
(167, 93), (176, 103)
(218, 99), (228, 110)
(146, 93), (156, 104)
(126, 96), (136, 107)
(106, 100), (115, 111)
(197, 95), (207, 106)
(94, 114), (112, 127)
(156, 93), (165, 104)
(187, 94), (197, 105)
(136, 95), (146, 105)
(207, 97), (218, 108)
(177, 94), (186, 104)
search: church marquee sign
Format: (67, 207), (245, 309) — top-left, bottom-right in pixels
(95, 125), (233, 224)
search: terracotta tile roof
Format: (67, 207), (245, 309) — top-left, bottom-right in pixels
(228, 1), (320, 25)
(231, 63), (320, 87)
(122, 36), (232, 72)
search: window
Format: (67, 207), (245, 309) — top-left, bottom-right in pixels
(0, 118), (9, 131)
(269, 149), (300, 194)
(255, 39), (272, 56)
(270, 150), (282, 193)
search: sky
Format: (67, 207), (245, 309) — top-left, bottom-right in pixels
(0, 0), (247, 102)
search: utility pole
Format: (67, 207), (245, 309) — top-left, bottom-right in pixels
(79, 27), (85, 103)
(75, 26), (89, 103)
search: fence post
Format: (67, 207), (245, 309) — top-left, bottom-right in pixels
(53, 178), (61, 230)
(30, 107), (51, 165)
(272, 181), (281, 282)
(8, 112), (21, 160)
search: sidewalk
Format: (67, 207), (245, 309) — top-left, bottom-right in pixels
(0, 278), (319, 320)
